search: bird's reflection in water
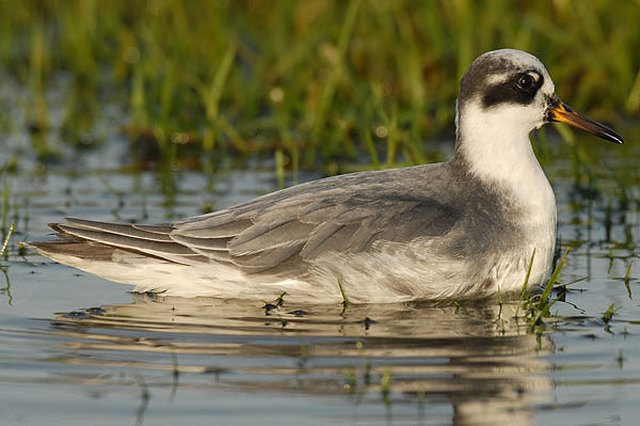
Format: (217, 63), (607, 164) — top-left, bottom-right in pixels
(50, 295), (553, 425)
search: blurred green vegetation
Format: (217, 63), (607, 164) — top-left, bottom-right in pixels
(0, 0), (637, 173)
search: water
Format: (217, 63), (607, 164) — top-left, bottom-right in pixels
(1, 104), (640, 425)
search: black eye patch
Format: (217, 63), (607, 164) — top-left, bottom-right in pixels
(481, 71), (544, 108)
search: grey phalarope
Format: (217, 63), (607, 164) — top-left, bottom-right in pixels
(29, 49), (624, 303)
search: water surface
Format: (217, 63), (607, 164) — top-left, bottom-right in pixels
(1, 103), (639, 425)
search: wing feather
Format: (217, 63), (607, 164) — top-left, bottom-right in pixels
(38, 164), (462, 277)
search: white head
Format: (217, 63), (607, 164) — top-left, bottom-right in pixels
(456, 49), (554, 140)
(453, 49), (622, 187)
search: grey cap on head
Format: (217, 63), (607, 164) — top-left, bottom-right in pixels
(458, 49), (553, 110)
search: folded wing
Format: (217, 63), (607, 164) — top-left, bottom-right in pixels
(33, 166), (460, 276)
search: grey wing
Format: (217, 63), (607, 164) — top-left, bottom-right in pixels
(34, 166), (460, 276)
(171, 188), (460, 274)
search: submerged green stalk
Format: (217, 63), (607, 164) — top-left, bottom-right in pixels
(601, 304), (618, 324)
(337, 276), (350, 308)
(624, 261), (633, 299)
(522, 248), (570, 330)
(520, 248), (536, 299)
(1, 172), (9, 235)
(0, 223), (13, 258)
(380, 369), (392, 401)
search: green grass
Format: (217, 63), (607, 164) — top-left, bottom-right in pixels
(624, 261), (633, 299)
(337, 276), (351, 308)
(601, 303), (619, 324)
(0, 3), (635, 312)
(0, 223), (12, 259)
(1, 173), (9, 238)
(520, 248), (570, 332)
(0, 171), (14, 302)
(380, 369), (392, 402)
(0, 0), (635, 173)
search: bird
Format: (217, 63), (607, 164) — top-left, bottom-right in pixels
(28, 49), (624, 303)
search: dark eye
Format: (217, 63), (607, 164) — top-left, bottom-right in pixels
(516, 73), (535, 92)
